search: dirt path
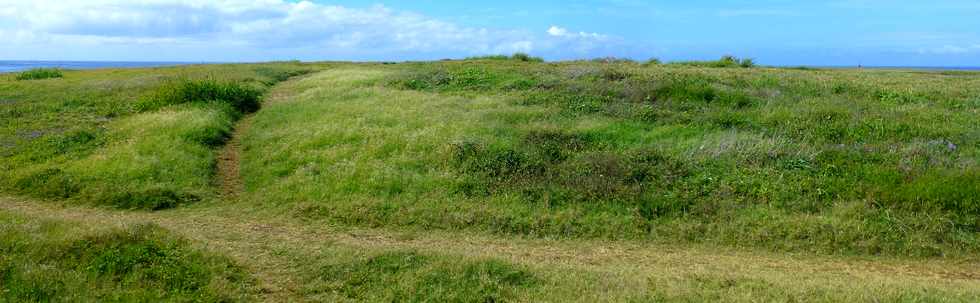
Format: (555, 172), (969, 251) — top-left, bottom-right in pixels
(6, 72), (979, 301)
(1, 196), (978, 302)
(215, 76), (306, 200)
(216, 116), (250, 199)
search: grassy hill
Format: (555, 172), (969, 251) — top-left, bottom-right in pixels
(1, 60), (978, 301)
(242, 60), (979, 256)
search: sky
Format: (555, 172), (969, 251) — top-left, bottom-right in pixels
(1, 0), (979, 66)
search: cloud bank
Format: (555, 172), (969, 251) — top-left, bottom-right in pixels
(0, 0), (619, 61)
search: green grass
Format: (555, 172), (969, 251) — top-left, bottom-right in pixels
(669, 55), (756, 68)
(303, 250), (538, 302)
(9, 200), (976, 302)
(466, 53), (545, 63)
(241, 61), (980, 257)
(0, 211), (256, 302)
(15, 68), (64, 81)
(2, 60), (979, 301)
(0, 63), (318, 209)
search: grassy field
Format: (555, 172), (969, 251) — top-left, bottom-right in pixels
(1, 60), (978, 301)
(0, 63), (316, 209)
(242, 60), (979, 257)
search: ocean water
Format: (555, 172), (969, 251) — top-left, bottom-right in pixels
(860, 66), (980, 71)
(2, 60), (978, 73)
(0, 61), (194, 73)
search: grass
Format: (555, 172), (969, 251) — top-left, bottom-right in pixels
(0, 63), (317, 209)
(3, 197), (979, 302)
(1, 60), (979, 301)
(241, 61), (979, 257)
(16, 68), (64, 81)
(0, 211), (256, 301)
(466, 53), (545, 63)
(670, 55), (756, 68)
(303, 250), (538, 302)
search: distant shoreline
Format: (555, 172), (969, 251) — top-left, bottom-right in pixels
(0, 61), (203, 73)
(809, 65), (980, 71)
(3, 60), (979, 74)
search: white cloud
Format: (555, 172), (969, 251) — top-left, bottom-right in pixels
(547, 26), (569, 37)
(546, 26), (607, 40)
(0, 0), (617, 61)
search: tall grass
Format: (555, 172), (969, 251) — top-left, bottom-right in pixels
(16, 68), (64, 80)
(304, 250), (537, 301)
(243, 62), (980, 257)
(1, 63), (320, 209)
(0, 213), (256, 301)
(466, 53), (545, 63)
(670, 55), (756, 68)
(136, 78), (264, 114)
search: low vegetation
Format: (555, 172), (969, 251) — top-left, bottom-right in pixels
(303, 250), (538, 302)
(466, 53), (545, 63)
(0, 63), (316, 209)
(0, 211), (256, 301)
(15, 68), (64, 81)
(670, 55), (756, 68)
(2, 59), (978, 301)
(243, 60), (979, 257)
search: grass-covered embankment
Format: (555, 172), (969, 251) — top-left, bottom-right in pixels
(2, 60), (979, 301)
(0, 64), (316, 209)
(15, 68), (64, 81)
(0, 211), (257, 301)
(241, 60), (979, 257)
(4, 197), (978, 302)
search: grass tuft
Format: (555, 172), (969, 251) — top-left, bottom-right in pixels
(136, 78), (264, 114)
(306, 250), (537, 302)
(670, 55), (756, 68)
(0, 214), (256, 302)
(15, 68), (64, 81)
(466, 53), (545, 63)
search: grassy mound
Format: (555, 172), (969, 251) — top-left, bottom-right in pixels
(136, 78), (264, 114)
(0, 213), (256, 301)
(243, 62), (979, 257)
(9, 105), (238, 209)
(16, 68), (64, 81)
(0, 63), (319, 209)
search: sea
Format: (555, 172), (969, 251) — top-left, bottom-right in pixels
(828, 66), (980, 71)
(0, 61), (197, 73)
(2, 60), (979, 73)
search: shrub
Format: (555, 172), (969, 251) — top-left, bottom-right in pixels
(0, 222), (256, 302)
(739, 58), (756, 68)
(644, 58), (662, 66)
(137, 78), (263, 114)
(670, 55), (756, 68)
(464, 53), (544, 63)
(719, 55), (739, 67)
(510, 52), (544, 62)
(16, 68), (64, 80)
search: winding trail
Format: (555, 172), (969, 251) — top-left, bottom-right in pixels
(3, 71), (979, 301)
(2, 194), (979, 301)
(216, 75), (305, 200)
(216, 116), (250, 199)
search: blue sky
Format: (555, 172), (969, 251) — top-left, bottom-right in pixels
(1, 0), (979, 66)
